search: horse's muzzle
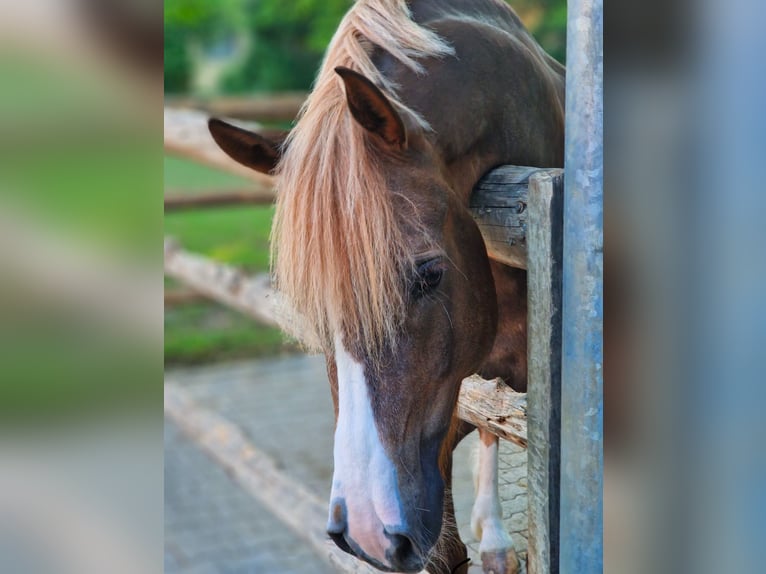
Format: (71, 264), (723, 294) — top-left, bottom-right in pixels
(327, 509), (426, 573)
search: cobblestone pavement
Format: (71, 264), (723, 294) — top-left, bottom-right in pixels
(166, 355), (528, 573)
(165, 419), (336, 574)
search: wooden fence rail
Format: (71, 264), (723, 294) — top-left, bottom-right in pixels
(166, 93), (306, 123)
(164, 238), (280, 328)
(164, 189), (275, 211)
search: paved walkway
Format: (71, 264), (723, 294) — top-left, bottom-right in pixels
(165, 419), (337, 574)
(166, 355), (528, 573)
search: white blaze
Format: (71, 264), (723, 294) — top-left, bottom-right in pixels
(330, 336), (404, 562)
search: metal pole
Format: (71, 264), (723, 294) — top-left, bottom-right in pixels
(560, 0), (603, 570)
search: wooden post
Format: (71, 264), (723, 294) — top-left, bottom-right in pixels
(526, 170), (564, 574)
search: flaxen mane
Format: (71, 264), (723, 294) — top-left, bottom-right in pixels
(271, 0), (454, 357)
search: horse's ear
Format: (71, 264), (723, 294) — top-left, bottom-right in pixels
(334, 67), (406, 147)
(208, 118), (282, 174)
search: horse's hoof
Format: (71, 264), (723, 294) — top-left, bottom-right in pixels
(480, 548), (520, 574)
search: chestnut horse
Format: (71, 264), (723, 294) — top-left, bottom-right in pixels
(209, 1), (564, 572)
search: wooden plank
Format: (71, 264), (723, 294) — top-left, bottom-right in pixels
(456, 375), (527, 448)
(470, 165), (550, 269)
(166, 93), (306, 122)
(164, 189), (274, 211)
(526, 170), (564, 574)
(164, 382), (380, 574)
(164, 107), (276, 191)
(163, 237), (281, 328)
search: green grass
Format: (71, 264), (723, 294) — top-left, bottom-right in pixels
(165, 302), (298, 364)
(164, 156), (291, 364)
(165, 205), (274, 271)
(164, 155), (251, 190)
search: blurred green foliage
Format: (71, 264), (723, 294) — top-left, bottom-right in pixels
(223, 0), (353, 92)
(520, 0), (568, 63)
(164, 0), (248, 93)
(165, 0), (246, 40)
(164, 25), (192, 93)
(165, 0), (566, 95)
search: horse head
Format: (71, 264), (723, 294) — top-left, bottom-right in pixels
(210, 67), (497, 572)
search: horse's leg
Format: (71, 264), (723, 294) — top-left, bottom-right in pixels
(471, 428), (520, 574)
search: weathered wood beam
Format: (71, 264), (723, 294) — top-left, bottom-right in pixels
(166, 93), (306, 123)
(165, 382), (380, 574)
(470, 166), (563, 270)
(164, 189), (275, 211)
(164, 107), (276, 191)
(457, 375), (527, 448)
(163, 237), (281, 328)
(526, 171), (564, 574)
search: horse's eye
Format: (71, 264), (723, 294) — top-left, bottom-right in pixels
(412, 259), (444, 298)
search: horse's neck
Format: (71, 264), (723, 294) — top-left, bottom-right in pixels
(385, 11), (565, 202)
(477, 260), (528, 392)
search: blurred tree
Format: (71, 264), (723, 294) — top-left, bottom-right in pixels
(164, 0), (566, 95)
(513, 0), (567, 64)
(222, 0), (352, 93)
(164, 23), (191, 93)
(165, 0), (244, 42)
(164, 0), (246, 94)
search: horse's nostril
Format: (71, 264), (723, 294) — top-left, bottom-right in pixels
(386, 531), (422, 571)
(390, 533), (413, 556)
(327, 529), (354, 556)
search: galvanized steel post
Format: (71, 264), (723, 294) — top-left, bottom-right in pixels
(560, 0), (603, 571)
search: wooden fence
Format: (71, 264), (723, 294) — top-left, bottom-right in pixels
(164, 106), (563, 572)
